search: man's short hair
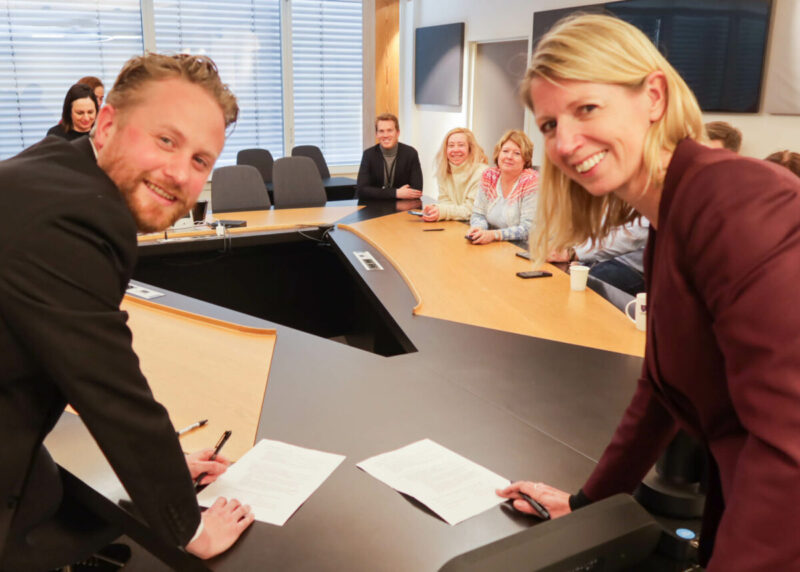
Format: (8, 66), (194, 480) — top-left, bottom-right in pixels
(106, 53), (238, 127)
(765, 150), (800, 178)
(77, 75), (104, 90)
(375, 112), (399, 131)
(705, 121), (742, 153)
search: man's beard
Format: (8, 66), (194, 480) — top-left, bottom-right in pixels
(117, 177), (190, 233)
(97, 140), (191, 233)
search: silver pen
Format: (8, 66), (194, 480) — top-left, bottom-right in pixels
(176, 419), (208, 437)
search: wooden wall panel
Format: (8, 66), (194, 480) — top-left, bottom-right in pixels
(375, 0), (399, 123)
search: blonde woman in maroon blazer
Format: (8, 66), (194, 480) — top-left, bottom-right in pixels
(496, 14), (800, 571)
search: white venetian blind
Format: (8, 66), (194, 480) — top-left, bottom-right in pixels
(291, 0), (362, 166)
(153, 0), (285, 167)
(0, 0), (143, 159)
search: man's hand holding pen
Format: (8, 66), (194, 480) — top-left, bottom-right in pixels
(186, 447), (231, 487)
(183, 429), (255, 560)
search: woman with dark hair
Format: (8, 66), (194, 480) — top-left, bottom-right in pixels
(46, 83), (98, 141)
(496, 13), (800, 570)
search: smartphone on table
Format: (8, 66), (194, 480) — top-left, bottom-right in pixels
(516, 270), (553, 279)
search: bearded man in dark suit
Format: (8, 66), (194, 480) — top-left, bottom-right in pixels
(0, 54), (254, 570)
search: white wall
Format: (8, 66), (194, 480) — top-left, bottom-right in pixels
(400, 0), (800, 198)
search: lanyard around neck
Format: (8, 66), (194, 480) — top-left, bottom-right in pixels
(382, 153), (397, 189)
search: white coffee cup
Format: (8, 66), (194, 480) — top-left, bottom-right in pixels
(625, 292), (647, 331)
(570, 265), (590, 291)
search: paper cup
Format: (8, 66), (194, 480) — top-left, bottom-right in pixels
(570, 265), (589, 291)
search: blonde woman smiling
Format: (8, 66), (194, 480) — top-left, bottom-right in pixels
(497, 14), (800, 570)
(422, 128), (488, 222)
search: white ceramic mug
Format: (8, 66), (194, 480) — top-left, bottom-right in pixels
(625, 292), (647, 331)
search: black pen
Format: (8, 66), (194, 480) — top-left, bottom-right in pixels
(176, 419), (208, 437)
(518, 491), (550, 520)
(423, 228), (445, 232)
(194, 430), (232, 489)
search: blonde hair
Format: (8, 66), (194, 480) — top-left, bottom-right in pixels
(492, 129), (534, 169)
(106, 53), (238, 127)
(434, 127), (488, 180)
(523, 14), (703, 264)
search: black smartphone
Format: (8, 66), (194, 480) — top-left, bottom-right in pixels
(516, 270), (552, 279)
(515, 250), (531, 260)
(408, 210), (424, 216)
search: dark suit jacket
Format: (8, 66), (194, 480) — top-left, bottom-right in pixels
(356, 142), (423, 200)
(580, 139), (800, 570)
(0, 137), (201, 569)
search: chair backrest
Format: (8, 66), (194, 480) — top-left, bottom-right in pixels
(211, 165), (271, 213)
(272, 156), (327, 209)
(291, 145), (330, 179)
(236, 148), (275, 184)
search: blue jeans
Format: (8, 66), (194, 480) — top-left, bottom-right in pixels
(589, 259), (645, 296)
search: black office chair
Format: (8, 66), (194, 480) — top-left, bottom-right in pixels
(291, 145), (330, 178)
(292, 145), (357, 200)
(236, 148), (274, 191)
(211, 165), (271, 213)
(272, 156), (327, 209)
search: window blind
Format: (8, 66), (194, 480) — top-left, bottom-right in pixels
(0, 0), (143, 159)
(153, 0), (284, 167)
(1, 1), (364, 167)
(291, 0), (362, 166)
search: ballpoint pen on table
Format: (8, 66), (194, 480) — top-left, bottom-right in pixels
(176, 419), (208, 437)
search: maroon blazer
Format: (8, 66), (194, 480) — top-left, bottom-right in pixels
(581, 139), (800, 570)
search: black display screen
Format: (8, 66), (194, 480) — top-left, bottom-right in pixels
(532, 0), (772, 113)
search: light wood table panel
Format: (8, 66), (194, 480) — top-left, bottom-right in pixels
(137, 205), (362, 243)
(339, 212), (645, 357)
(122, 296), (276, 460)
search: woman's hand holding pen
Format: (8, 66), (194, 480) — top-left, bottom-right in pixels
(496, 481), (572, 519)
(186, 448), (231, 486)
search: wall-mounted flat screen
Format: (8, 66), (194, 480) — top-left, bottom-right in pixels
(415, 22), (465, 106)
(532, 0), (772, 113)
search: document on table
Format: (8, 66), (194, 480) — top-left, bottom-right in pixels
(197, 439), (345, 526)
(357, 439), (510, 525)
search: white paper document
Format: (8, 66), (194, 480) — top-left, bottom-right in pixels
(357, 439), (510, 525)
(197, 439), (345, 526)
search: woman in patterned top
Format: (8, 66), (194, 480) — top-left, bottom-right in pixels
(467, 129), (539, 244)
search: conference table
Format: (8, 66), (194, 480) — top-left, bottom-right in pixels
(48, 200), (662, 571)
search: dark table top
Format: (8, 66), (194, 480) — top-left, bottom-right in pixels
(50, 200), (648, 571)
